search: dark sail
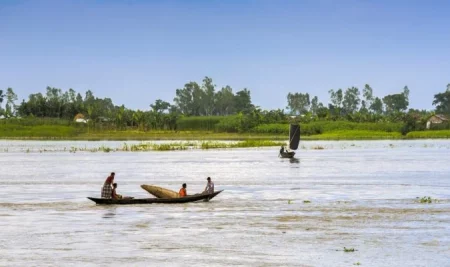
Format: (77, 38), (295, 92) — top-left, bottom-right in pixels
(289, 124), (300, 150)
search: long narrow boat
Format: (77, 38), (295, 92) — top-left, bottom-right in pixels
(280, 151), (295, 158)
(87, 190), (223, 205)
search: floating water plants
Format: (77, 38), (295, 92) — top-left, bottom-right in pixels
(417, 196), (436, 204)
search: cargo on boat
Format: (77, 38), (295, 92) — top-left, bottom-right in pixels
(140, 184), (180, 198)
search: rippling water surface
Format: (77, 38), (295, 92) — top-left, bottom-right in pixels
(0, 140), (449, 267)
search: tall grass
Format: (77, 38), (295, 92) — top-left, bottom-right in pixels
(307, 130), (402, 140)
(0, 117), (76, 126)
(406, 130), (450, 139)
(250, 121), (403, 135)
(0, 124), (81, 138)
(201, 140), (285, 149)
(176, 116), (225, 131)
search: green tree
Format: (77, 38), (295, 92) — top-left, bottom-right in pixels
(75, 93), (84, 113)
(201, 77), (216, 116)
(191, 82), (204, 116)
(235, 88), (254, 113)
(5, 88), (18, 117)
(370, 97), (384, 114)
(115, 105), (126, 130)
(150, 99), (170, 113)
(0, 89), (5, 115)
(286, 92), (310, 115)
(342, 87), (361, 114)
(432, 84), (450, 114)
(383, 91), (409, 114)
(27, 93), (46, 117)
(84, 90), (95, 104)
(310, 96), (319, 115)
(215, 86), (235, 115)
(328, 88), (343, 116)
(150, 99), (171, 128)
(329, 89), (343, 108)
(174, 81), (201, 115)
(403, 85), (410, 101)
(361, 84), (374, 112)
(45, 87), (63, 117)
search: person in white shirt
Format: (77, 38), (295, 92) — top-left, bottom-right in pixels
(204, 177), (214, 194)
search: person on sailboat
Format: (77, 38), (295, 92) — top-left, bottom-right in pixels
(280, 146), (285, 154)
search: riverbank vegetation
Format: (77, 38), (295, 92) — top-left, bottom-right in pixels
(1, 79), (449, 140)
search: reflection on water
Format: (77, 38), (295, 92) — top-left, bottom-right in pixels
(0, 140), (449, 266)
(102, 208), (117, 219)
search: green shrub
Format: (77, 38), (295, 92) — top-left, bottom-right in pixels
(215, 115), (241, 133)
(176, 116), (224, 131)
(250, 124), (288, 134)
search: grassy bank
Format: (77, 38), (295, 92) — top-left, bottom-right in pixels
(0, 128), (448, 141)
(1, 119), (449, 140)
(0, 128), (287, 141)
(251, 121), (403, 135)
(406, 130), (450, 139)
(305, 130), (403, 140)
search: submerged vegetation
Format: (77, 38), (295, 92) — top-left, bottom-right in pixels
(343, 247), (356, 253)
(417, 196), (437, 204)
(4, 140), (289, 153)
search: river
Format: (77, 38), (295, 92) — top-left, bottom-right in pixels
(0, 140), (449, 267)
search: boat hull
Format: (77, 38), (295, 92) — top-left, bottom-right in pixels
(87, 190), (223, 205)
(280, 151), (295, 158)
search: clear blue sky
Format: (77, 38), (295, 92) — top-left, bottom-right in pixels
(1, 0), (449, 111)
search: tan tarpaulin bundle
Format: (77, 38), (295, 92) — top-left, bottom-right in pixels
(141, 184), (180, 198)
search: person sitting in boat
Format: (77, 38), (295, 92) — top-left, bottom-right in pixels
(111, 183), (132, 200)
(203, 177), (214, 194)
(280, 146), (285, 154)
(101, 172), (115, 198)
(179, 183), (187, 197)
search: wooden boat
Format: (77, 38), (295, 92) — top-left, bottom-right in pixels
(87, 190), (223, 205)
(141, 184), (179, 198)
(279, 123), (300, 158)
(280, 151), (296, 158)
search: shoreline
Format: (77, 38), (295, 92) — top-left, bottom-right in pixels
(0, 136), (449, 141)
(0, 131), (449, 141)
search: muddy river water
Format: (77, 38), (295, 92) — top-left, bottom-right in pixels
(0, 140), (449, 266)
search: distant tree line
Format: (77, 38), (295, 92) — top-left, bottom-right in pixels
(1, 78), (449, 132)
(173, 77), (254, 116)
(285, 84), (415, 120)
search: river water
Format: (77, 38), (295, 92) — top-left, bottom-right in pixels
(0, 140), (449, 267)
